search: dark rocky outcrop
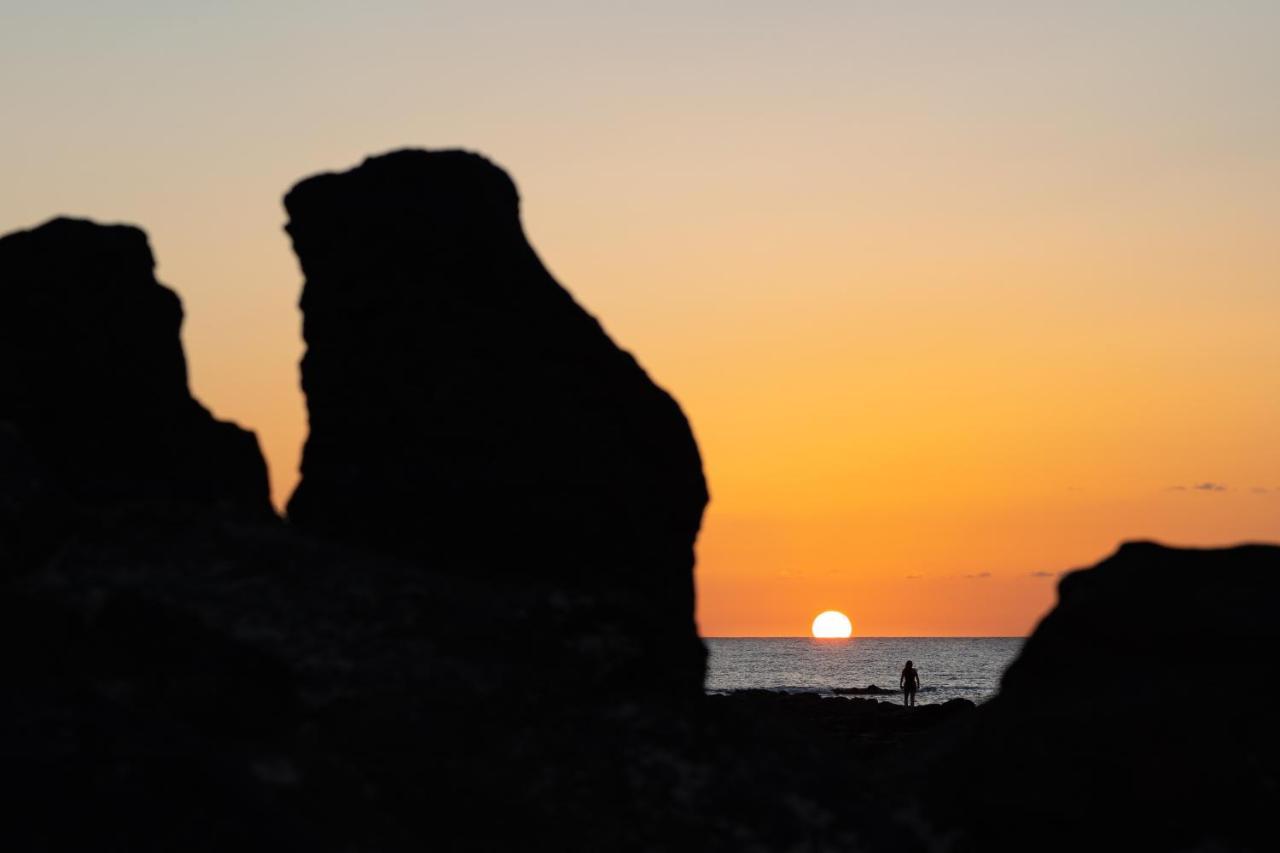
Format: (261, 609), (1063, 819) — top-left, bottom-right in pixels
(0, 160), (724, 851)
(283, 149), (708, 696)
(0, 217), (271, 516)
(0, 158), (729, 852)
(933, 541), (1280, 850)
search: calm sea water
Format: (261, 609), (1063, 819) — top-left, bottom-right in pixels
(705, 637), (1024, 704)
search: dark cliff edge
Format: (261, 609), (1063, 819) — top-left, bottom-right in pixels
(0, 162), (1273, 852)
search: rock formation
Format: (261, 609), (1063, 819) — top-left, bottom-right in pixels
(0, 218), (271, 516)
(935, 541), (1280, 850)
(0, 159), (723, 851)
(283, 149), (709, 694)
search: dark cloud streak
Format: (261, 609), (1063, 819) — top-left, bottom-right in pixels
(1167, 482), (1228, 493)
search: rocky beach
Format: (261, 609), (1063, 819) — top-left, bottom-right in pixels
(2, 150), (1276, 851)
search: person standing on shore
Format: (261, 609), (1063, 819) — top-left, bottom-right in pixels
(900, 660), (920, 707)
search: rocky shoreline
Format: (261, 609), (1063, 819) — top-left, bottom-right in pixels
(3, 149), (1276, 851)
(832, 684), (901, 696)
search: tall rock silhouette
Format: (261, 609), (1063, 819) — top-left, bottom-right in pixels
(0, 218), (271, 515)
(285, 149), (709, 693)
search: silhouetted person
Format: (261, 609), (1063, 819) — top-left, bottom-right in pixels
(901, 660), (920, 707)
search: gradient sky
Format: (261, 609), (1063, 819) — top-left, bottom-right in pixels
(4, 2), (1278, 636)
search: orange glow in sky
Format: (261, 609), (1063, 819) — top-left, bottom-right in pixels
(3, 4), (1278, 637)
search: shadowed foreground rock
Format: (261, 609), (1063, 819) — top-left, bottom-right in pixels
(0, 218), (271, 515)
(284, 149), (708, 696)
(933, 541), (1280, 851)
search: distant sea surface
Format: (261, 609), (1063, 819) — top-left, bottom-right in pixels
(705, 637), (1025, 704)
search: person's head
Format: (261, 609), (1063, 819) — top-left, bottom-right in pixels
(905, 660), (913, 669)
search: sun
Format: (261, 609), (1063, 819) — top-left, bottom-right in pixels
(811, 610), (853, 639)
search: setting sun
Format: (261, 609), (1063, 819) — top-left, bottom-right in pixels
(811, 611), (853, 639)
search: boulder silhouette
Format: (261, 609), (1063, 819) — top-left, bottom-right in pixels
(0, 218), (271, 515)
(283, 149), (709, 694)
(936, 541), (1280, 850)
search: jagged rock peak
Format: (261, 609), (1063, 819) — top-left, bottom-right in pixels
(0, 216), (272, 515)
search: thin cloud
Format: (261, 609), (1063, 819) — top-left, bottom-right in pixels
(1029, 570), (1055, 578)
(964, 571), (992, 579)
(1168, 482), (1227, 493)
(904, 574), (922, 580)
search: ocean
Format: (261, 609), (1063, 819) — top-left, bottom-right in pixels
(705, 637), (1025, 704)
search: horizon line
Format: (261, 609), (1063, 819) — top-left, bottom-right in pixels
(703, 635), (1027, 640)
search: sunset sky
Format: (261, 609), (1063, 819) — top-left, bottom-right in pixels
(4, 2), (1278, 636)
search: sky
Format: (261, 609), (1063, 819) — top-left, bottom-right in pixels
(3, 1), (1278, 636)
